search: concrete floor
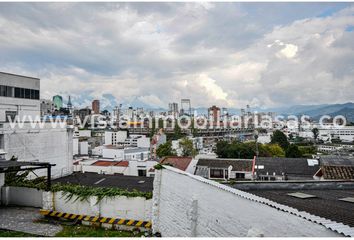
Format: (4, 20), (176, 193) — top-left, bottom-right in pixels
(0, 206), (62, 236)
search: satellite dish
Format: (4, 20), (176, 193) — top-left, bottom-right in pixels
(228, 165), (233, 172)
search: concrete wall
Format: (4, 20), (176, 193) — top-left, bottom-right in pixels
(1, 123), (73, 178)
(78, 160), (157, 177)
(80, 141), (88, 155)
(152, 166), (340, 237)
(81, 165), (126, 175)
(43, 191), (152, 221)
(1, 186), (43, 207)
(102, 148), (124, 159)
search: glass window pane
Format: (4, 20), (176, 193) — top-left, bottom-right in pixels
(25, 89), (30, 99)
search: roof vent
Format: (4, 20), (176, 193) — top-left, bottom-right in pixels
(287, 192), (316, 199)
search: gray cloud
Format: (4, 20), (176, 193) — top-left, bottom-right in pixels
(0, 3), (353, 110)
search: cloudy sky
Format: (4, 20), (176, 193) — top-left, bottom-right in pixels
(0, 2), (354, 110)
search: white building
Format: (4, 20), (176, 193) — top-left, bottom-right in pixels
(73, 158), (157, 177)
(318, 126), (354, 143)
(0, 72), (40, 122)
(102, 146), (150, 161)
(40, 99), (55, 117)
(0, 72), (73, 178)
(105, 130), (128, 145)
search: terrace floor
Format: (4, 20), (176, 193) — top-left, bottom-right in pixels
(0, 206), (62, 236)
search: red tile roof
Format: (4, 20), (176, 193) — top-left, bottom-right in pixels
(92, 160), (129, 167)
(160, 156), (193, 171)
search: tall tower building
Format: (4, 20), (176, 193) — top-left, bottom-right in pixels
(208, 105), (221, 126)
(168, 102), (179, 118)
(92, 99), (100, 114)
(52, 95), (63, 110)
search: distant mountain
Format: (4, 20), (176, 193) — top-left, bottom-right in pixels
(99, 100), (354, 122)
(266, 102), (354, 122)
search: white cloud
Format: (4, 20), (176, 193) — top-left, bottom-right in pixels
(0, 3), (354, 110)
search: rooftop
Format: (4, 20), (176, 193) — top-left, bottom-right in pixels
(0, 71), (40, 80)
(320, 155), (354, 166)
(124, 147), (150, 153)
(246, 189), (354, 228)
(160, 156), (192, 171)
(91, 160), (129, 167)
(255, 157), (320, 179)
(196, 158), (253, 171)
(52, 172), (153, 192)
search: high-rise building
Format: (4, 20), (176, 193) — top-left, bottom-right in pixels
(67, 95), (72, 108)
(40, 99), (55, 116)
(208, 105), (221, 126)
(180, 99), (191, 116)
(168, 102), (179, 118)
(53, 95), (63, 110)
(92, 99), (100, 114)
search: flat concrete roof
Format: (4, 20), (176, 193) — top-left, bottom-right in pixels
(52, 172), (153, 192)
(0, 71), (40, 80)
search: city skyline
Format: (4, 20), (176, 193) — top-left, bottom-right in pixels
(0, 2), (354, 110)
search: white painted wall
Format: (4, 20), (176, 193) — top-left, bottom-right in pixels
(80, 141), (88, 155)
(152, 167), (340, 237)
(104, 131), (127, 145)
(73, 138), (79, 155)
(1, 123), (73, 178)
(1, 186), (43, 207)
(81, 165), (126, 175)
(78, 130), (91, 137)
(137, 136), (150, 148)
(92, 146), (103, 156)
(77, 159), (158, 177)
(46, 191), (152, 221)
(102, 148), (124, 159)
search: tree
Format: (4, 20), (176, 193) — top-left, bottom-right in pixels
(215, 141), (229, 158)
(312, 128), (319, 142)
(156, 141), (176, 158)
(271, 130), (289, 150)
(264, 144), (285, 157)
(285, 144), (302, 158)
(298, 145), (316, 157)
(179, 138), (197, 157)
(172, 122), (183, 140)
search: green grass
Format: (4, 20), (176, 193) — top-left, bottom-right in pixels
(0, 229), (37, 237)
(0, 225), (144, 238)
(55, 225), (143, 237)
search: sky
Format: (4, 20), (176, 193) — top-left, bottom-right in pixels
(0, 2), (354, 110)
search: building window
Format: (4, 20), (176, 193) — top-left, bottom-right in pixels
(138, 169), (147, 177)
(235, 173), (245, 179)
(210, 169), (225, 178)
(0, 85), (13, 97)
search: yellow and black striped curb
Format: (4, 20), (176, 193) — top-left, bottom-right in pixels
(39, 209), (152, 228)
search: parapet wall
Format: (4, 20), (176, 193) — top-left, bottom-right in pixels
(152, 166), (341, 237)
(43, 191), (152, 221)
